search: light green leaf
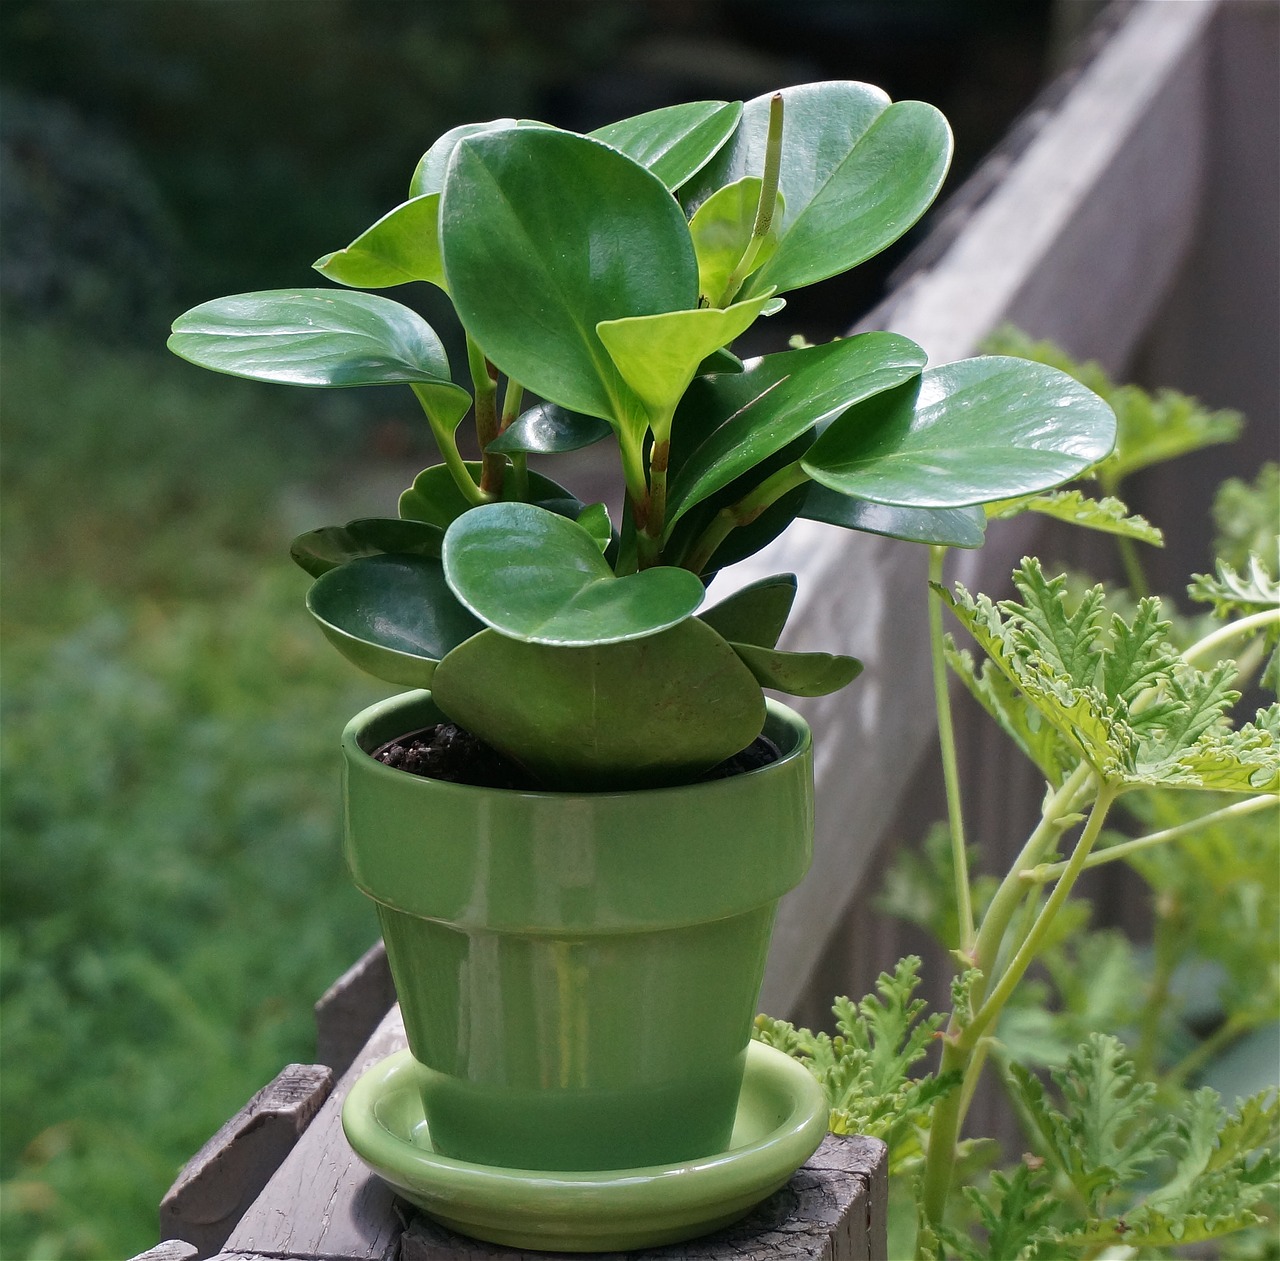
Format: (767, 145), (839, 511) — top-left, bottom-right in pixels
(689, 176), (784, 305)
(803, 357), (1118, 509)
(729, 641), (862, 697)
(431, 619), (765, 790)
(590, 100), (742, 191)
(576, 502), (611, 553)
(1189, 555), (1280, 620)
(313, 195), (444, 291)
(442, 502), (704, 646)
(441, 127), (698, 428)
(289, 517), (443, 578)
(596, 293), (773, 435)
(988, 488), (1164, 546)
(699, 574), (797, 648)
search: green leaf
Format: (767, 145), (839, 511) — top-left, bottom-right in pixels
(959, 1162), (1059, 1261)
(596, 293), (773, 432)
(289, 517), (443, 578)
(988, 489), (1164, 546)
(313, 195), (444, 291)
(803, 357), (1118, 508)
(442, 502), (704, 646)
(430, 619), (765, 790)
(1189, 555), (1280, 620)
(802, 487), (987, 548)
(689, 176), (784, 305)
(729, 641), (862, 697)
(665, 333), (928, 530)
(576, 502), (611, 553)
(590, 100), (742, 191)
(399, 463), (580, 531)
(409, 118), (549, 196)
(1213, 463), (1279, 570)
(699, 574), (797, 648)
(305, 554), (482, 688)
(441, 127), (698, 427)
(486, 402), (612, 456)
(685, 82), (952, 297)
(168, 290), (471, 404)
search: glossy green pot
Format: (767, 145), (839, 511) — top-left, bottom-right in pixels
(342, 690), (813, 1173)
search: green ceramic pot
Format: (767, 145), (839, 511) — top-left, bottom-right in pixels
(342, 689), (813, 1173)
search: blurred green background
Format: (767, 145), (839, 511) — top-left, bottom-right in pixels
(0, 2), (1073, 1255)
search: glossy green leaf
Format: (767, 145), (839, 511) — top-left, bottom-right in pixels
(685, 82), (951, 297)
(290, 517), (444, 578)
(430, 620), (765, 789)
(688, 177), (784, 305)
(485, 402), (612, 456)
(168, 290), (469, 403)
(409, 118), (552, 196)
(699, 574), (797, 648)
(802, 357), (1118, 507)
(596, 293), (773, 431)
(699, 347), (745, 375)
(441, 127), (698, 425)
(305, 554), (482, 687)
(591, 100), (743, 191)
(801, 487), (987, 548)
(664, 333), (928, 531)
(577, 503), (612, 553)
(442, 503), (705, 646)
(730, 641), (863, 697)
(399, 463), (582, 531)
(313, 195), (444, 291)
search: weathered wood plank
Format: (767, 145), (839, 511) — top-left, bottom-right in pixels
(127, 1241), (199, 1261)
(159, 1062), (333, 1257)
(315, 940), (396, 1076)
(400, 1133), (888, 1261)
(222, 1005), (408, 1261)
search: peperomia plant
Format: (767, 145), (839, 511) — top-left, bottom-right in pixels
(168, 83), (1118, 789)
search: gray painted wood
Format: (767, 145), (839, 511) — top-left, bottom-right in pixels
(223, 1006), (408, 1261)
(128, 1242), (199, 1261)
(315, 941), (396, 1076)
(399, 1134), (888, 1261)
(159, 1062), (333, 1257)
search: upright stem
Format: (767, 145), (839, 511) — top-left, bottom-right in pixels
(681, 460), (809, 575)
(409, 384), (485, 506)
(499, 379), (528, 499)
(466, 334), (505, 497)
(716, 92), (784, 306)
(929, 546), (975, 953)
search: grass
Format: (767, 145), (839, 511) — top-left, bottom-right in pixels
(1, 328), (390, 1258)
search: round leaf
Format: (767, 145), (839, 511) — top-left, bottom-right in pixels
(430, 621), (765, 789)
(399, 463), (582, 531)
(409, 119), (552, 196)
(442, 503), (704, 646)
(168, 289), (466, 393)
(290, 517), (444, 578)
(590, 100), (742, 191)
(800, 487), (987, 548)
(486, 403), (612, 456)
(729, 642), (863, 698)
(441, 127), (699, 424)
(802, 357), (1119, 508)
(700, 574), (797, 649)
(306, 554), (482, 687)
(313, 195), (444, 291)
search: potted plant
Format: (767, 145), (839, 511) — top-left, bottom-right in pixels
(167, 82), (1117, 1249)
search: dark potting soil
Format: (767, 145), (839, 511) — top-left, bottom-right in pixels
(372, 723), (780, 791)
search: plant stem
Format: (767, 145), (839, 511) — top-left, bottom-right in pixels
(1135, 892), (1181, 1079)
(499, 379), (528, 499)
(716, 92), (784, 305)
(409, 384), (485, 506)
(1182, 607), (1280, 667)
(929, 546), (975, 953)
(465, 333), (505, 497)
(1116, 534), (1150, 599)
(1023, 795), (1278, 882)
(1163, 1011), (1255, 1090)
(681, 460), (810, 575)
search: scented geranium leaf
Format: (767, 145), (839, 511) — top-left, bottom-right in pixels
(988, 489), (1164, 546)
(305, 554), (482, 688)
(596, 293), (774, 429)
(486, 402), (612, 456)
(685, 82), (951, 298)
(441, 127), (697, 430)
(168, 289), (470, 401)
(729, 642), (862, 697)
(442, 502), (704, 646)
(958, 1162), (1059, 1261)
(576, 502), (611, 553)
(699, 574), (797, 648)
(1189, 554), (1280, 620)
(803, 487), (987, 548)
(399, 463), (581, 530)
(664, 333), (928, 530)
(803, 357), (1117, 509)
(1148, 704), (1280, 794)
(590, 99), (742, 191)
(689, 176), (784, 306)
(1214, 464), (1280, 569)
(313, 195), (444, 291)
(289, 517), (443, 577)
(431, 619), (764, 790)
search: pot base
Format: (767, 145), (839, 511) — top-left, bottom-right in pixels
(342, 1040), (828, 1252)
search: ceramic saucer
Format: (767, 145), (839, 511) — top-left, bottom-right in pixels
(341, 1040), (828, 1251)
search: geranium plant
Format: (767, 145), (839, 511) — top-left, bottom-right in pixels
(168, 83), (1118, 789)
